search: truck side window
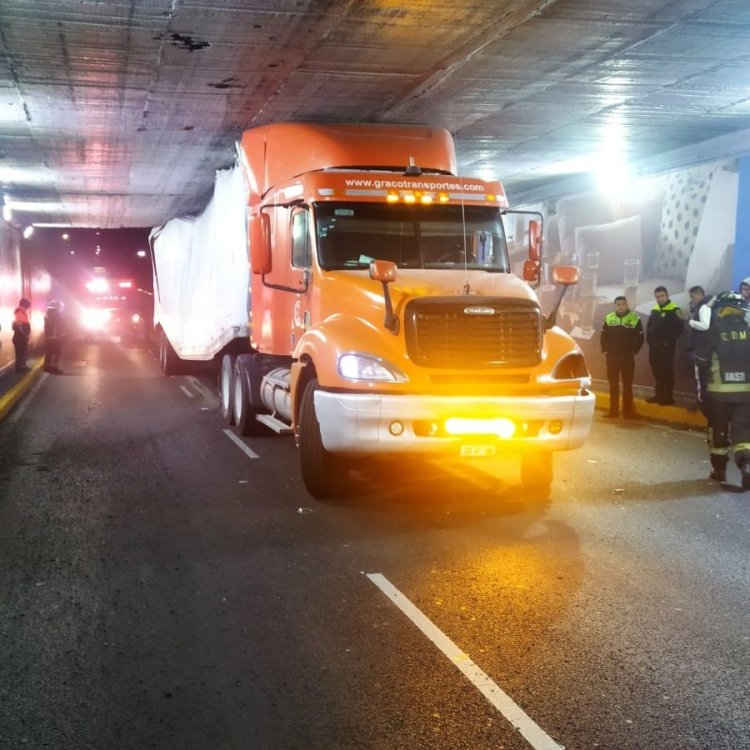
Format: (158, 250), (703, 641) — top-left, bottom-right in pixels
(291, 210), (310, 269)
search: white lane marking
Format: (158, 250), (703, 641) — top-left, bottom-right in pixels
(223, 428), (259, 459)
(180, 385), (195, 399)
(7, 373), (48, 425)
(185, 375), (216, 401)
(366, 572), (563, 750)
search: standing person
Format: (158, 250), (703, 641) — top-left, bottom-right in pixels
(600, 295), (644, 419)
(646, 285), (684, 405)
(704, 292), (750, 488)
(11, 297), (32, 372)
(687, 285), (715, 415)
(44, 301), (64, 374)
(739, 277), (750, 304)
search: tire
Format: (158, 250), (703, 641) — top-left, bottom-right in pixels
(220, 354), (235, 425)
(159, 330), (181, 375)
(520, 451), (553, 497)
(232, 358), (265, 436)
(297, 378), (349, 499)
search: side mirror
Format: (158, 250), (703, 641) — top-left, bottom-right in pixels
(369, 259), (398, 283)
(249, 212), (272, 275)
(528, 219), (541, 262)
(552, 264), (579, 285)
(523, 259), (540, 282)
(369, 260), (399, 335)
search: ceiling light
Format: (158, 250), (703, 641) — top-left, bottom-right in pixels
(22, 225), (34, 239)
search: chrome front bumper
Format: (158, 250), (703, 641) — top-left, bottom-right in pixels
(314, 389), (596, 455)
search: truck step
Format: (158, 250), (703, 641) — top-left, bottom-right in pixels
(256, 413), (293, 434)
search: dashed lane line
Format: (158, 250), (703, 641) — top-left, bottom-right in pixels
(180, 385), (195, 399)
(223, 428), (259, 459)
(366, 572), (563, 750)
(185, 375), (217, 402)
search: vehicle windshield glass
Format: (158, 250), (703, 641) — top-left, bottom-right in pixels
(315, 202), (510, 272)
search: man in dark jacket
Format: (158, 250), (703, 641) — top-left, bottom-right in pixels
(600, 295), (644, 418)
(705, 292), (750, 488)
(646, 285), (684, 405)
(11, 297), (32, 372)
(687, 285), (715, 415)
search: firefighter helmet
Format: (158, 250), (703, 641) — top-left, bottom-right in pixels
(715, 291), (748, 314)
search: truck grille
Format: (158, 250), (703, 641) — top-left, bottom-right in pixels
(404, 297), (543, 368)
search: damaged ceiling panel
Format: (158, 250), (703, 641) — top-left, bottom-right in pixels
(0, 0), (749, 228)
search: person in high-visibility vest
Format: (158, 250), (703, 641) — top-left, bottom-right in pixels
(646, 285), (684, 405)
(705, 291), (750, 488)
(11, 297), (32, 372)
(600, 295), (644, 419)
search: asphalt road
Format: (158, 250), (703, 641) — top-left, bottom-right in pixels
(1, 338), (748, 750)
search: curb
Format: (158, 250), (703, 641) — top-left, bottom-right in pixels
(0, 359), (45, 422)
(593, 389), (706, 430)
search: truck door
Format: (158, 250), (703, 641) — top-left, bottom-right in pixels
(290, 207), (313, 346)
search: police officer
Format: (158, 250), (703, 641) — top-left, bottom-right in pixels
(600, 295), (644, 418)
(12, 297), (32, 372)
(646, 285), (684, 405)
(705, 291), (750, 488)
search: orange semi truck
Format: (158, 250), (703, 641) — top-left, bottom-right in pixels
(151, 123), (595, 498)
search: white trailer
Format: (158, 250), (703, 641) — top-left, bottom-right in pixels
(150, 164), (250, 374)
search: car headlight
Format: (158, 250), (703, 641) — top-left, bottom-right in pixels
(338, 353), (407, 382)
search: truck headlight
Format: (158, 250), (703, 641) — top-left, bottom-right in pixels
(338, 353), (407, 382)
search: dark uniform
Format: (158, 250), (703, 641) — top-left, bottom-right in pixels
(44, 302), (64, 374)
(600, 306), (644, 418)
(12, 298), (32, 372)
(646, 298), (683, 404)
(688, 294), (715, 415)
(705, 292), (750, 488)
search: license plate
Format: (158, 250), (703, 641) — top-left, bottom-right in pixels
(460, 444), (496, 457)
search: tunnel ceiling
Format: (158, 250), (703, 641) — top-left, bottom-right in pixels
(1, 0), (750, 229)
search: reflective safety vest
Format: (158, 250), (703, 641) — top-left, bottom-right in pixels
(647, 300), (683, 346)
(604, 310), (640, 328)
(12, 306), (30, 338)
(601, 310), (644, 358)
(708, 314), (750, 399)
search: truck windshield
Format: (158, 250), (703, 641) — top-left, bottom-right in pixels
(315, 202), (510, 272)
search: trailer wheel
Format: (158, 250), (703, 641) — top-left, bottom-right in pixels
(159, 330), (181, 375)
(232, 358), (265, 436)
(298, 378), (348, 499)
(220, 354), (235, 425)
(520, 451), (553, 498)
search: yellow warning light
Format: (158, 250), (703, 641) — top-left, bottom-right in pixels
(403, 193), (416, 204)
(386, 193), (399, 203)
(438, 193), (450, 203)
(486, 194), (495, 201)
(445, 417), (516, 439)
(420, 194), (434, 204)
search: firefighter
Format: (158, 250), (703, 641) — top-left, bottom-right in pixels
(11, 297), (32, 372)
(600, 295), (644, 419)
(705, 291), (750, 488)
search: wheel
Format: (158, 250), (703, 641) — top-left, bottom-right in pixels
(232, 358), (265, 436)
(220, 354), (235, 425)
(520, 451), (553, 497)
(297, 378), (349, 499)
(159, 330), (181, 375)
